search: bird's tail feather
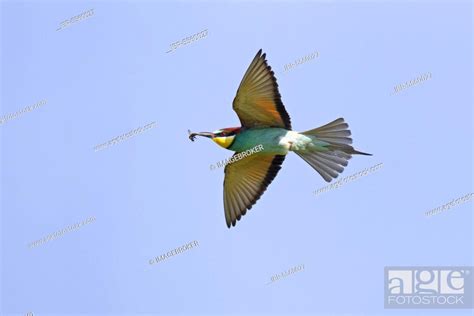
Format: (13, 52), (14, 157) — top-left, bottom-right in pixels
(296, 118), (371, 182)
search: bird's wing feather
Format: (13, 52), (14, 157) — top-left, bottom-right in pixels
(232, 49), (292, 129)
(223, 153), (285, 228)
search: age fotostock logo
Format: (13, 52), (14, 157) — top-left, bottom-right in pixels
(385, 266), (473, 309)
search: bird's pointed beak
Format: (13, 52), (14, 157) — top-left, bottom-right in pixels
(188, 130), (214, 142)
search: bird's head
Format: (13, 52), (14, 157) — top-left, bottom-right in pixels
(188, 127), (241, 149)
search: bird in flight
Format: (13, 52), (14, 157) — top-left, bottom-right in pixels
(189, 49), (371, 228)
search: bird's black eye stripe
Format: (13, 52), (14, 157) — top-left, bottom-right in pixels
(218, 131), (235, 137)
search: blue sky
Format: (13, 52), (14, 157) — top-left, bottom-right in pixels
(1, 1), (472, 315)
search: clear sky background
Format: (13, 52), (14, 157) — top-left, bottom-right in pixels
(1, 0), (473, 315)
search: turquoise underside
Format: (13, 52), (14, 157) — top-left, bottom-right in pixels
(228, 128), (291, 155)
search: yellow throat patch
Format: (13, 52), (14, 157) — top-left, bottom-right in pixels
(212, 135), (235, 148)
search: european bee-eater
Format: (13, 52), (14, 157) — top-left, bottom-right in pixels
(189, 49), (371, 228)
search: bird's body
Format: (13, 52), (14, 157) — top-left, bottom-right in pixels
(188, 49), (371, 228)
(228, 128), (329, 155)
(229, 128), (291, 154)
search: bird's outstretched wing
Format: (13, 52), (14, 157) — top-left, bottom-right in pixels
(223, 153), (285, 228)
(232, 49), (292, 130)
